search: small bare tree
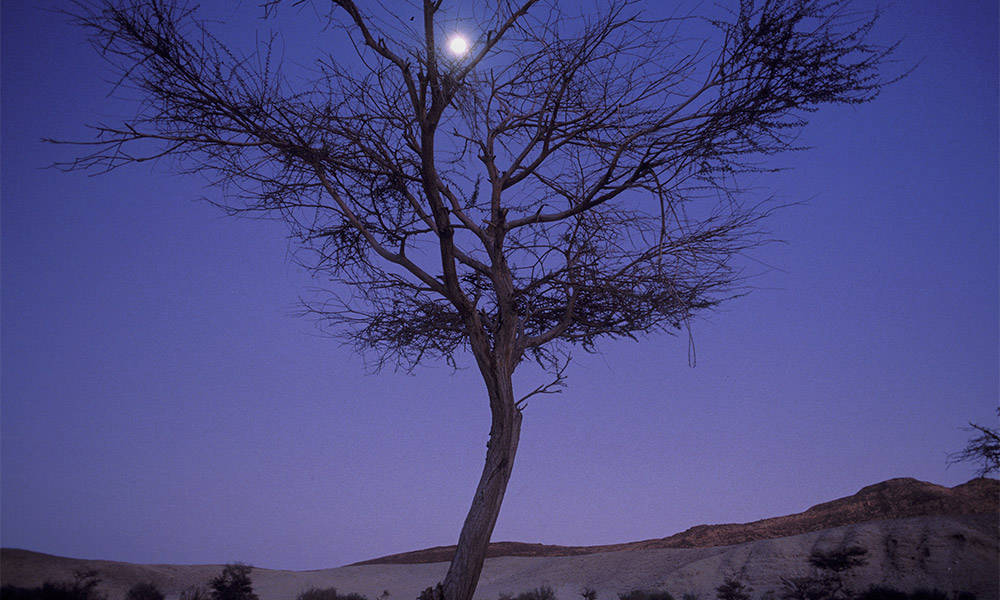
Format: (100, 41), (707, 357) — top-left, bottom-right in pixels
(949, 408), (1000, 477)
(59, 1), (895, 598)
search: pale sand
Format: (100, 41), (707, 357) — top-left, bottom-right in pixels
(3, 515), (996, 600)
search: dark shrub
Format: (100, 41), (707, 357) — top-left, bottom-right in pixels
(179, 588), (208, 600)
(779, 575), (832, 600)
(807, 547), (868, 573)
(298, 589), (339, 600)
(781, 546), (868, 600)
(0, 570), (104, 600)
(418, 585), (442, 600)
(209, 564), (257, 600)
(126, 583), (164, 600)
(715, 578), (751, 600)
(69, 570), (103, 600)
(857, 588), (974, 600)
(857, 586), (909, 600)
(298, 589), (367, 600)
(1, 585), (46, 600)
(514, 589), (557, 600)
(618, 591), (674, 600)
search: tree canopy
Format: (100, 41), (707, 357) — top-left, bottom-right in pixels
(60, 1), (897, 598)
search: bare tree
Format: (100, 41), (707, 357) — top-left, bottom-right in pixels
(57, 1), (895, 598)
(949, 408), (1000, 477)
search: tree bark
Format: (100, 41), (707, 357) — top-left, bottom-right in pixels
(441, 363), (522, 600)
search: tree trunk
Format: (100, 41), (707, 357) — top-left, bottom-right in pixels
(441, 367), (522, 600)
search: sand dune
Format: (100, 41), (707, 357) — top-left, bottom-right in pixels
(356, 477), (999, 565)
(4, 479), (997, 599)
(3, 514), (997, 600)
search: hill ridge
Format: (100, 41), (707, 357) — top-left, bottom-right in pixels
(351, 476), (998, 565)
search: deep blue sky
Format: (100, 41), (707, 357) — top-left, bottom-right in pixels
(2, 0), (997, 571)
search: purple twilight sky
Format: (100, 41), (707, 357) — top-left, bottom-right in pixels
(2, 0), (997, 571)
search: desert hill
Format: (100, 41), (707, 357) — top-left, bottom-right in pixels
(354, 477), (998, 565)
(2, 478), (997, 600)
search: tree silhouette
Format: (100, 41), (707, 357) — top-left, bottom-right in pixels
(949, 408), (1000, 477)
(59, 1), (896, 598)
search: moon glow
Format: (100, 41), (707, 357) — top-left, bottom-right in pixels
(448, 35), (469, 56)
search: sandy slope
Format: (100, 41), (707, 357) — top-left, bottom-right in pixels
(356, 478), (999, 565)
(3, 514), (996, 600)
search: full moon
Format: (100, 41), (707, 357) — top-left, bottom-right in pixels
(447, 35), (469, 56)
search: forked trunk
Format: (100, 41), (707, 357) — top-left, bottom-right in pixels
(441, 369), (522, 600)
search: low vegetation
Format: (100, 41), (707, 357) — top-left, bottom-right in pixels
(779, 546), (870, 600)
(498, 588), (558, 600)
(618, 591), (676, 600)
(124, 583), (164, 600)
(1, 569), (105, 600)
(0, 554), (980, 600)
(715, 578), (752, 600)
(178, 588), (209, 600)
(296, 589), (368, 600)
